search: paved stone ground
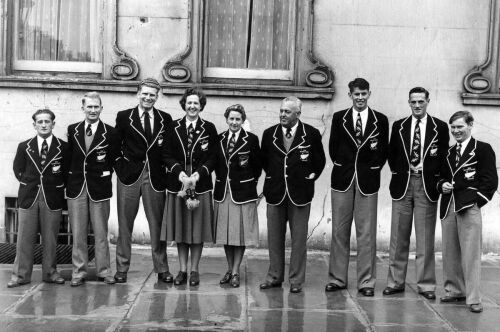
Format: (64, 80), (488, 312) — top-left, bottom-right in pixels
(0, 246), (499, 331)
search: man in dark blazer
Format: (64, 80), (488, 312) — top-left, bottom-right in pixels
(259, 96), (326, 293)
(326, 78), (389, 296)
(8, 109), (67, 287)
(114, 78), (173, 283)
(383, 87), (449, 299)
(66, 92), (119, 286)
(438, 111), (497, 313)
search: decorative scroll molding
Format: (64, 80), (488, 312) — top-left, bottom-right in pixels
(304, 0), (334, 88)
(110, 0), (139, 81)
(162, 0), (193, 83)
(460, 0), (500, 106)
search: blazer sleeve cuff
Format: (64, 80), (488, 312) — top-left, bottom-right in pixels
(477, 191), (490, 207)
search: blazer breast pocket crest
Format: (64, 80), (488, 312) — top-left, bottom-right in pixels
(200, 139), (209, 151)
(429, 143), (438, 156)
(369, 137), (378, 150)
(157, 132), (164, 147)
(299, 147), (310, 162)
(96, 148), (107, 163)
(238, 154), (249, 167)
(463, 166), (476, 181)
(51, 160), (62, 174)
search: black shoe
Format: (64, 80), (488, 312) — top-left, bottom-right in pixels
(114, 272), (127, 283)
(383, 286), (405, 295)
(70, 277), (85, 287)
(290, 284), (302, 293)
(440, 295), (466, 303)
(325, 283), (346, 292)
(469, 303), (483, 313)
(230, 274), (240, 288)
(359, 287), (374, 297)
(174, 271), (187, 285)
(220, 271), (232, 284)
(189, 271), (200, 286)
(259, 280), (282, 289)
(419, 291), (436, 300)
(158, 272), (174, 283)
(97, 276), (116, 285)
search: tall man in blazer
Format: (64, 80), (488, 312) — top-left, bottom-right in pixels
(260, 96), (326, 293)
(438, 111), (497, 313)
(327, 78), (389, 296)
(66, 92), (119, 286)
(8, 109), (67, 287)
(114, 78), (173, 283)
(383, 87), (449, 299)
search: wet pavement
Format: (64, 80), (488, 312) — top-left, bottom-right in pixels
(0, 246), (499, 331)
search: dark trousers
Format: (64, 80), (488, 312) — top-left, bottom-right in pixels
(387, 174), (437, 292)
(12, 191), (62, 283)
(265, 196), (310, 285)
(116, 166), (168, 273)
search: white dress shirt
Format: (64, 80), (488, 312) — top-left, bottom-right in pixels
(282, 121), (299, 137)
(37, 135), (53, 154)
(139, 108), (155, 131)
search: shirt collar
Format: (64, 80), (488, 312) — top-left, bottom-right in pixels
(186, 117), (198, 129)
(228, 129), (241, 141)
(85, 120), (100, 132)
(139, 107), (153, 118)
(458, 136), (472, 151)
(412, 114), (427, 125)
(282, 121), (299, 136)
(353, 107), (368, 114)
(37, 135), (53, 149)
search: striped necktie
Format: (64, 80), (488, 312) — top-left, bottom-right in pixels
(410, 119), (421, 167)
(456, 143), (462, 167)
(187, 123), (194, 157)
(227, 133), (236, 155)
(355, 112), (363, 146)
(40, 139), (48, 166)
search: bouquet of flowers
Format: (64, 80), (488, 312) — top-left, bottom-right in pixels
(177, 172), (200, 210)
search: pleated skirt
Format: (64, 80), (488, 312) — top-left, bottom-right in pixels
(161, 191), (214, 244)
(214, 192), (259, 247)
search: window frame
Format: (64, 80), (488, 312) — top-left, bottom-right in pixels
(0, 0), (139, 81)
(202, 0), (297, 82)
(162, 0), (334, 99)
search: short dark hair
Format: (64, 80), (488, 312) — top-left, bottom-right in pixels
(449, 110), (474, 125)
(348, 78), (370, 92)
(409, 87), (429, 99)
(138, 77), (161, 93)
(82, 91), (102, 106)
(179, 87), (207, 111)
(32, 108), (55, 122)
(224, 104), (246, 122)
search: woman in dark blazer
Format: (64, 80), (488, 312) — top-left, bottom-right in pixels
(214, 104), (262, 287)
(161, 88), (217, 286)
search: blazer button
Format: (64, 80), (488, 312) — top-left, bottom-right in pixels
(285, 175), (288, 178)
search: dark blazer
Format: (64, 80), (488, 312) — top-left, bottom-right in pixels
(163, 117), (218, 194)
(388, 115), (449, 202)
(13, 136), (68, 210)
(438, 138), (498, 219)
(329, 107), (389, 195)
(114, 107), (172, 191)
(214, 129), (262, 204)
(262, 121), (326, 206)
(66, 121), (119, 201)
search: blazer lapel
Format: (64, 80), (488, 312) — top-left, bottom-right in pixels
(423, 116), (438, 158)
(288, 121), (306, 154)
(456, 138), (476, 171)
(220, 130), (229, 161)
(73, 122), (86, 155)
(129, 107), (148, 145)
(360, 108), (378, 148)
(174, 118), (188, 163)
(342, 108), (358, 147)
(26, 138), (42, 174)
(42, 137), (62, 173)
(272, 125), (286, 155)
(398, 116), (412, 163)
(192, 118), (206, 152)
(88, 121), (107, 154)
(151, 108), (164, 144)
